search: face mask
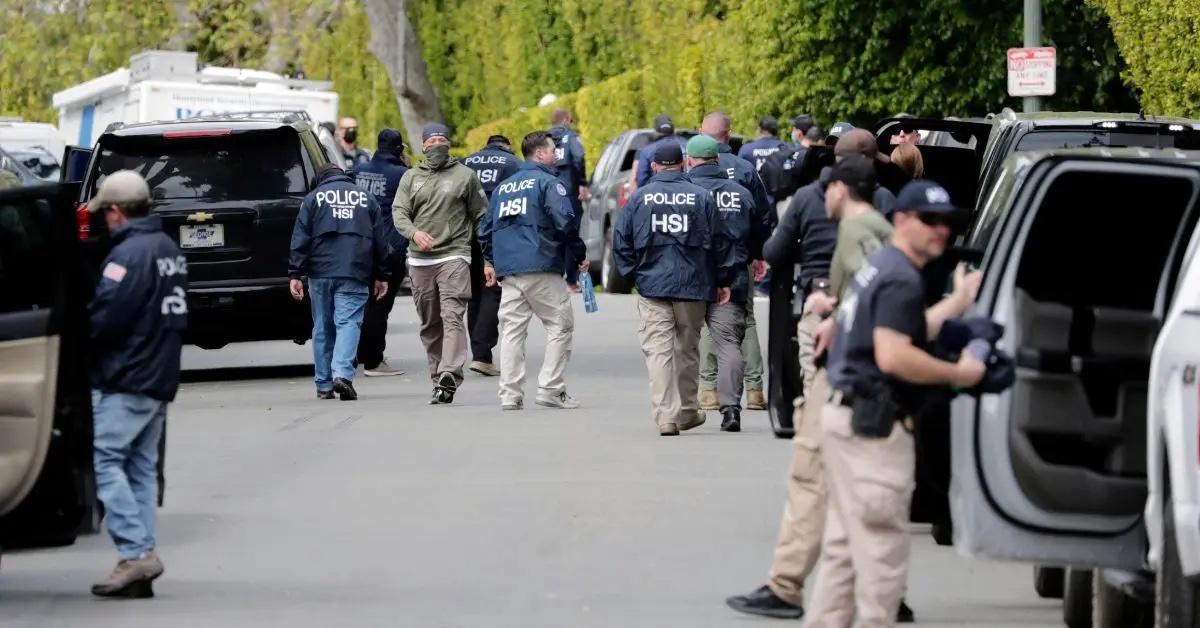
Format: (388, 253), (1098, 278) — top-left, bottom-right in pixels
(343, 128), (358, 144)
(425, 144), (451, 168)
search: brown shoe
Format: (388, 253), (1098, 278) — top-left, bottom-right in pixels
(746, 389), (767, 410)
(679, 411), (707, 432)
(91, 551), (164, 598)
(659, 422), (680, 436)
(698, 390), (719, 410)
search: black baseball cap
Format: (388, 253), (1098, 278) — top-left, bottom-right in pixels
(826, 121), (855, 144)
(791, 114), (815, 134)
(896, 180), (961, 215)
(486, 134), (512, 146)
(653, 142), (683, 166)
(653, 114), (675, 135)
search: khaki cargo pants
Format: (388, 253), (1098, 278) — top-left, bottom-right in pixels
(497, 272), (574, 405)
(635, 295), (706, 427)
(408, 259), (471, 384)
(806, 402), (916, 628)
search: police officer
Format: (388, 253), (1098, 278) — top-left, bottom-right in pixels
(805, 180), (984, 627)
(613, 142), (721, 436)
(761, 115), (821, 216)
(548, 108), (588, 289)
(290, 164), (392, 401)
(738, 115), (790, 172)
(353, 128), (410, 377)
(87, 170), (186, 597)
(479, 130), (588, 411)
(685, 134), (763, 432)
(337, 116), (372, 169)
(631, 113), (687, 189)
(464, 134), (522, 377)
(698, 110), (771, 411)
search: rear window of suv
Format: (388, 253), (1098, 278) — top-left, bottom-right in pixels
(1015, 128), (1200, 151)
(92, 128), (306, 200)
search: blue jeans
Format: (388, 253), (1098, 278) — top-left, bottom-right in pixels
(92, 390), (166, 560)
(308, 277), (369, 391)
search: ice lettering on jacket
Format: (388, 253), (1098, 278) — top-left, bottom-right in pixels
(714, 190), (742, 212)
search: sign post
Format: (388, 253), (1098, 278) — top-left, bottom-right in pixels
(1022, 0), (1044, 112)
(1007, 47), (1057, 106)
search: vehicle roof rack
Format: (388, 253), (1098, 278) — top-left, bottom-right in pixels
(178, 110), (312, 124)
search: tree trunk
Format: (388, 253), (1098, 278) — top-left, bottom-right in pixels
(360, 0), (443, 149)
(260, 0), (294, 74)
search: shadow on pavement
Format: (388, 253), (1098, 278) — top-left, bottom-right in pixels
(181, 364), (314, 383)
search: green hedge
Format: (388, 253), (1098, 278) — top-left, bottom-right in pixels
(1089, 0), (1200, 116)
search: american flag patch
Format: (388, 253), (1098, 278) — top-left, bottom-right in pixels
(102, 262), (127, 282)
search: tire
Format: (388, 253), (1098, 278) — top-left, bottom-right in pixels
(1093, 569), (1152, 628)
(1034, 565), (1065, 599)
(1157, 495), (1200, 627)
(601, 223), (631, 294)
(1063, 567), (1094, 628)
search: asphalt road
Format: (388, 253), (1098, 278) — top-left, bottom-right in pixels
(0, 294), (1062, 627)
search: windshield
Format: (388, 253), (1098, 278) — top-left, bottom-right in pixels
(1015, 128), (1200, 151)
(93, 130), (306, 200)
(0, 144), (60, 181)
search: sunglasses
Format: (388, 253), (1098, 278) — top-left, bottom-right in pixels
(915, 212), (953, 228)
(898, 127), (918, 135)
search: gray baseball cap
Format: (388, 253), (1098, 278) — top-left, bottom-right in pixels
(88, 170), (151, 212)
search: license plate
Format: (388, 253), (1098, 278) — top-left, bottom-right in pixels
(180, 224), (225, 248)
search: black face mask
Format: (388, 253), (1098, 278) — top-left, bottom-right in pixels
(343, 128), (358, 144)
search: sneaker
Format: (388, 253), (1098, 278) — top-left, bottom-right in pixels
(364, 359), (405, 377)
(431, 373), (457, 405)
(332, 377), (358, 401)
(501, 400), (523, 411)
(535, 391), (580, 409)
(430, 388), (453, 405)
(721, 407), (741, 432)
(91, 551), (164, 598)
(469, 360), (500, 377)
(725, 585), (804, 619)
(316, 390), (335, 400)
(678, 411), (706, 432)
(659, 422), (680, 436)
(698, 389), (719, 410)
(436, 372), (459, 393)
(746, 389), (767, 410)
(897, 599), (915, 623)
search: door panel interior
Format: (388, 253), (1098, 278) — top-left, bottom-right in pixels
(0, 335), (58, 515)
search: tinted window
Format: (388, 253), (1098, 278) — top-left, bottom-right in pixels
(93, 129), (306, 200)
(1015, 128), (1200, 151)
(0, 195), (55, 313)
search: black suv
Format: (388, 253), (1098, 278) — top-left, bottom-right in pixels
(73, 111), (332, 349)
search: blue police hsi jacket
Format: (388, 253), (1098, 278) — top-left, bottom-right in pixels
(738, 137), (789, 172)
(549, 125), (587, 194)
(479, 162), (585, 277)
(613, 170), (718, 301)
(717, 144), (775, 229)
(289, 172), (392, 284)
(88, 215), (187, 402)
(635, 135), (688, 187)
(463, 143), (522, 200)
(686, 162), (763, 303)
(353, 152), (410, 255)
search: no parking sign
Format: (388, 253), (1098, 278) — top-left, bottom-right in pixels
(1007, 47), (1056, 97)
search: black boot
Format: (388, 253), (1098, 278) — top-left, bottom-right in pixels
(332, 377), (357, 401)
(725, 585), (804, 619)
(720, 407), (741, 432)
(897, 598), (915, 623)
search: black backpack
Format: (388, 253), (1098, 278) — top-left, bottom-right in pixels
(760, 145), (809, 200)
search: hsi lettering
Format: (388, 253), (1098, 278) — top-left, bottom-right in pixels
(651, 213), (689, 233)
(498, 197), (528, 218)
(333, 206), (355, 220)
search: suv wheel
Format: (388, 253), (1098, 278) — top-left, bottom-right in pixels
(1157, 494), (1200, 627)
(602, 223), (631, 294)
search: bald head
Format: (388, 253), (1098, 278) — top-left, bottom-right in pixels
(701, 111), (732, 143)
(550, 108), (572, 125)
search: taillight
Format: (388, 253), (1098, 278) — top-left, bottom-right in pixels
(618, 182), (629, 209)
(75, 201), (90, 240)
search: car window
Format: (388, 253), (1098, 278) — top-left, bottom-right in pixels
(0, 195), (55, 314)
(592, 139), (618, 184)
(92, 129), (306, 200)
(967, 162), (1017, 254)
(1015, 128), (1200, 151)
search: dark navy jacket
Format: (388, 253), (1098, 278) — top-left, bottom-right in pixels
(289, 172), (391, 284)
(89, 215), (187, 402)
(549, 125), (587, 200)
(463, 143), (522, 200)
(634, 134), (688, 187)
(479, 162), (584, 277)
(717, 144), (775, 229)
(738, 136), (789, 172)
(686, 162), (761, 303)
(352, 152), (409, 258)
(613, 170), (717, 301)
(764, 167), (897, 309)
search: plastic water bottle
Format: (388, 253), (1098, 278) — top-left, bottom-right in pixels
(578, 273), (598, 313)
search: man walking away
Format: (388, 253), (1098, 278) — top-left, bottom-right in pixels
(393, 124), (489, 404)
(353, 128), (410, 377)
(738, 115), (790, 172)
(548, 108), (588, 290)
(613, 142), (720, 436)
(464, 134), (522, 376)
(686, 135), (759, 432)
(337, 116), (372, 170)
(87, 170), (186, 597)
(479, 130), (588, 410)
(761, 115), (819, 216)
(290, 164), (391, 401)
(631, 114), (688, 189)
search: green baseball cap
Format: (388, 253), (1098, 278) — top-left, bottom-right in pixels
(686, 134), (719, 159)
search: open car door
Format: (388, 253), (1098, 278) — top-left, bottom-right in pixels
(951, 153), (1200, 570)
(874, 117), (993, 212)
(0, 183), (96, 549)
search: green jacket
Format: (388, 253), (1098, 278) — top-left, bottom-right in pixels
(830, 210), (893, 299)
(392, 157), (487, 261)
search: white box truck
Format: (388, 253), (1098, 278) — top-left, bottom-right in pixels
(52, 50), (339, 148)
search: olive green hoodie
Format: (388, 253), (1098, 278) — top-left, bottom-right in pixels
(392, 156), (487, 261)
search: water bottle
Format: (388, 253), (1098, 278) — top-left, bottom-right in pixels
(578, 273), (599, 313)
